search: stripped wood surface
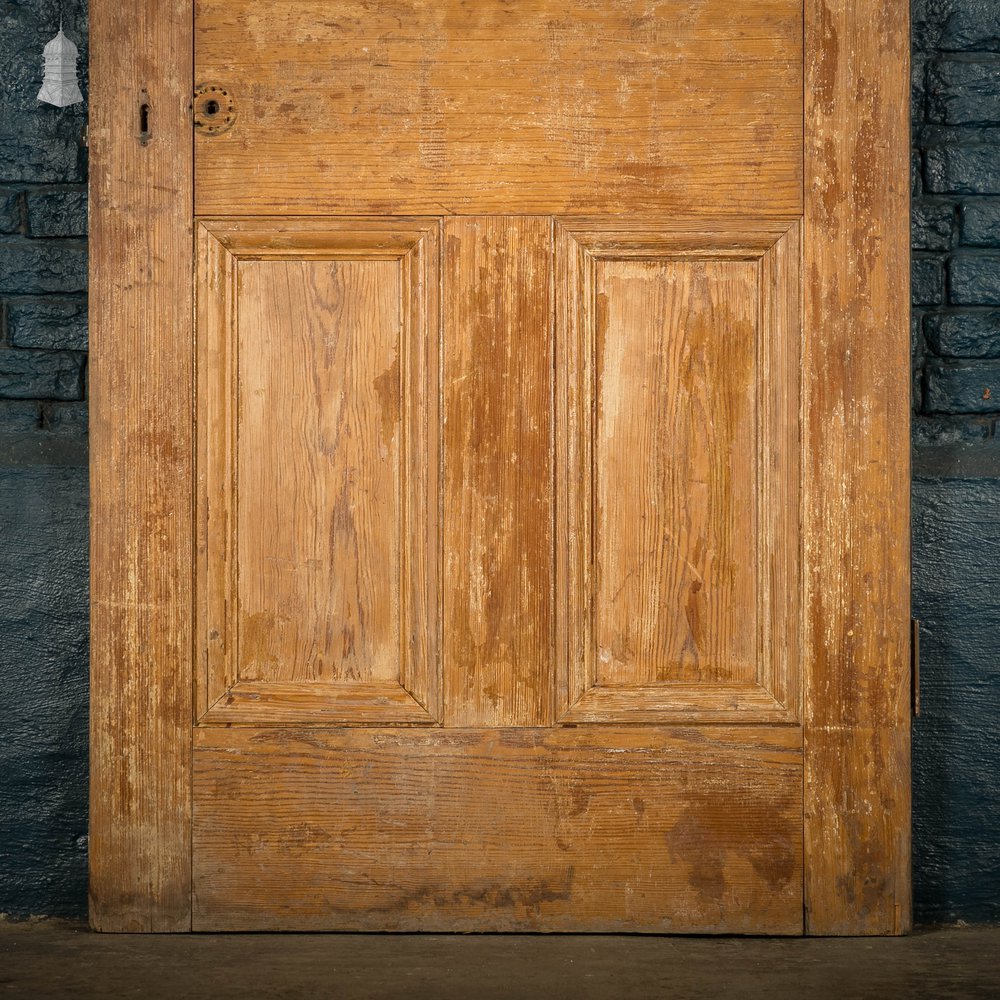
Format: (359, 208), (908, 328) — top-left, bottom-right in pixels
(593, 256), (759, 683)
(194, 0), (803, 217)
(802, 0), (912, 935)
(88, 0), (193, 932)
(195, 219), (441, 726)
(442, 217), (554, 728)
(555, 222), (800, 725)
(90, 0), (911, 936)
(236, 257), (403, 685)
(192, 726), (804, 933)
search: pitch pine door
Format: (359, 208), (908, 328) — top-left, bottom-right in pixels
(90, 0), (912, 933)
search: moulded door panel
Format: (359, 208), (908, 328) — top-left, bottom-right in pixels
(196, 219), (441, 726)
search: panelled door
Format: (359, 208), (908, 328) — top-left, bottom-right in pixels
(89, 0), (912, 933)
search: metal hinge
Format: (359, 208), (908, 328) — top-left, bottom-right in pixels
(911, 618), (921, 717)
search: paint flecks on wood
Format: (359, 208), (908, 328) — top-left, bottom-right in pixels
(194, 0), (803, 217)
(192, 726), (803, 933)
(442, 217), (554, 728)
(88, 0), (194, 932)
(802, 0), (912, 936)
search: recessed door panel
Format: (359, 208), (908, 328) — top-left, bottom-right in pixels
(556, 222), (800, 724)
(236, 257), (402, 687)
(593, 256), (759, 683)
(196, 219), (441, 725)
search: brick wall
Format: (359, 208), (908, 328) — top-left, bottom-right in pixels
(0, 0), (88, 463)
(0, 0), (90, 919)
(913, 1), (1000, 458)
(0, 0), (999, 922)
(912, 0), (1000, 924)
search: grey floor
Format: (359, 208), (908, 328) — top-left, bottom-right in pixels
(2, 921), (998, 999)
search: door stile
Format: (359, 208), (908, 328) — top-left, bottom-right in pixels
(801, 0), (912, 935)
(88, 0), (195, 931)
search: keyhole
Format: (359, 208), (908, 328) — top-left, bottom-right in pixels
(204, 99), (219, 116)
(138, 101), (151, 145)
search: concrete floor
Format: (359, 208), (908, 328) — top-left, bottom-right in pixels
(1, 921), (998, 999)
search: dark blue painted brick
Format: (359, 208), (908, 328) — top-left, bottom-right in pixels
(950, 254), (1000, 305)
(4, 296), (87, 351)
(912, 201), (957, 251)
(912, 477), (1000, 924)
(6, 296), (87, 351)
(913, 0), (1000, 52)
(0, 400), (43, 434)
(926, 310), (1000, 357)
(25, 187), (87, 238)
(40, 401), (88, 436)
(0, 466), (89, 919)
(925, 357), (1000, 413)
(0, 238), (87, 295)
(962, 200), (1000, 246)
(0, 348), (83, 401)
(928, 56), (1000, 125)
(920, 124), (1000, 146)
(926, 144), (1000, 194)
(913, 256), (946, 306)
(0, 3), (88, 185)
(0, 124), (84, 186)
(0, 186), (22, 234)
(913, 55), (929, 126)
(913, 310), (927, 411)
(913, 413), (1000, 448)
(0, 399), (88, 467)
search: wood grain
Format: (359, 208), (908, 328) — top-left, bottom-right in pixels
(196, 219), (441, 725)
(88, 0), (193, 931)
(194, 0), (803, 217)
(593, 257), (759, 684)
(802, 0), (912, 934)
(442, 218), (554, 728)
(92, 0), (910, 934)
(192, 726), (803, 933)
(555, 221), (800, 724)
(236, 257), (402, 686)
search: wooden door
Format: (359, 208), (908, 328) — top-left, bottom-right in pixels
(89, 0), (912, 934)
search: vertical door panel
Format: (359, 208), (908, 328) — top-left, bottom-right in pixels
(196, 220), (441, 725)
(237, 258), (402, 687)
(592, 257), (760, 685)
(556, 222), (800, 724)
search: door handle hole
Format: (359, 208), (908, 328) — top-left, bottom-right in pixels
(193, 84), (236, 135)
